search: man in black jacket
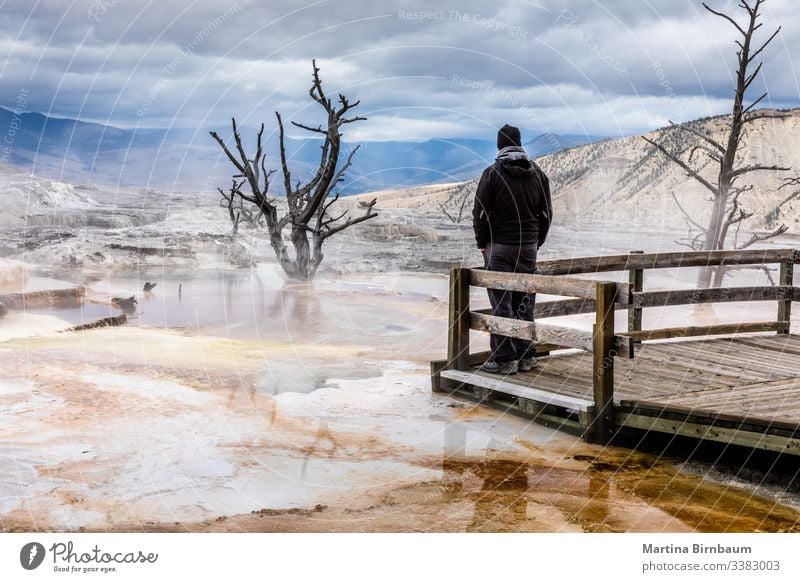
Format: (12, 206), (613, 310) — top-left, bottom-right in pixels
(472, 124), (552, 375)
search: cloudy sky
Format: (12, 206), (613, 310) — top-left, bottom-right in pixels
(1, 0), (798, 141)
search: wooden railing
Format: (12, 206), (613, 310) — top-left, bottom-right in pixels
(445, 248), (798, 443)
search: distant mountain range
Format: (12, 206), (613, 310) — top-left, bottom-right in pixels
(388, 108), (800, 233)
(0, 107), (604, 194)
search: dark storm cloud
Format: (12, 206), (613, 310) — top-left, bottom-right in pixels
(0, 0), (797, 139)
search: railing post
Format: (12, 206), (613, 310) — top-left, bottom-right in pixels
(778, 250), (795, 334)
(447, 268), (471, 370)
(591, 281), (617, 444)
(627, 250), (644, 337)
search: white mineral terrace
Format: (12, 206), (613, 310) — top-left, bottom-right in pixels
(1, 259), (799, 532)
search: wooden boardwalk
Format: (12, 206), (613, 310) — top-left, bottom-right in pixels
(432, 249), (800, 456)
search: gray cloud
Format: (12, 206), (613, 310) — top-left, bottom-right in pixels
(1, 0), (797, 140)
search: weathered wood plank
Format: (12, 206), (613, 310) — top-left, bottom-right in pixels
(648, 342), (784, 383)
(616, 360), (735, 392)
(617, 411), (800, 456)
(469, 268), (626, 300)
(440, 369), (593, 411)
(470, 311), (595, 351)
(476, 301), (597, 319)
(482, 298), (635, 319)
(730, 336), (800, 359)
(537, 248), (795, 276)
(535, 298), (597, 318)
(632, 286), (793, 308)
(619, 401), (800, 434)
(628, 251), (644, 335)
(778, 253), (795, 334)
(447, 268), (471, 370)
(512, 374), (593, 401)
(591, 281), (617, 444)
(733, 335), (800, 357)
(621, 321), (788, 341)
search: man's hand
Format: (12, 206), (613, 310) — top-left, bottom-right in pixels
(479, 248), (485, 253)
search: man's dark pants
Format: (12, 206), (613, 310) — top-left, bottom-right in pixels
(483, 242), (537, 363)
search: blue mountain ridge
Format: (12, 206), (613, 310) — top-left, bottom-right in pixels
(0, 107), (604, 194)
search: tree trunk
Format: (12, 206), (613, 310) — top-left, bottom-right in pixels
(291, 225), (312, 280)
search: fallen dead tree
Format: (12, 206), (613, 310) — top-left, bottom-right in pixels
(64, 313), (127, 332)
(111, 296), (137, 313)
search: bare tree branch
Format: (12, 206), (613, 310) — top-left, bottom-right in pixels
(688, 144), (723, 164)
(703, 2), (746, 35)
(778, 175), (800, 190)
(732, 163), (791, 177)
(642, 136), (719, 195)
(319, 202), (377, 241)
(671, 191), (707, 231)
(742, 91), (769, 114)
(737, 224), (789, 249)
(291, 121), (327, 134)
(748, 26), (781, 63)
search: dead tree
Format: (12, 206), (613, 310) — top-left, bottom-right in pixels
(210, 60), (377, 280)
(438, 181), (475, 224)
(642, 0), (795, 287)
(217, 178), (265, 234)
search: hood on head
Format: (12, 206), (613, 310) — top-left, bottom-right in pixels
(496, 146), (533, 178)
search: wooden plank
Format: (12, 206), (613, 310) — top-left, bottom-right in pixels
(730, 336), (800, 359)
(440, 369), (593, 411)
(628, 250), (644, 335)
(619, 401), (800, 434)
(430, 359), (446, 394)
(447, 268), (470, 370)
(632, 285), (793, 308)
(736, 334), (800, 354)
(615, 359), (736, 393)
(617, 411), (800, 456)
(647, 342), (784, 383)
(476, 301), (598, 319)
(778, 253), (795, 334)
(480, 298), (635, 319)
(535, 298), (597, 318)
(619, 402), (800, 438)
(591, 281), (617, 444)
(621, 321), (788, 341)
(537, 254), (634, 276)
(470, 311), (595, 351)
(469, 268), (621, 300)
(653, 387), (800, 412)
(511, 372), (594, 401)
(537, 249), (794, 276)
(614, 339), (759, 391)
(461, 386), (590, 436)
(613, 335), (635, 356)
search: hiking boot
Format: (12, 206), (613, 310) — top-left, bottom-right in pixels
(480, 359), (518, 375)
(517, 356), (539, 372)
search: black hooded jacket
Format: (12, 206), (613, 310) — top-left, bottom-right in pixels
(472, 146), (553, 249)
